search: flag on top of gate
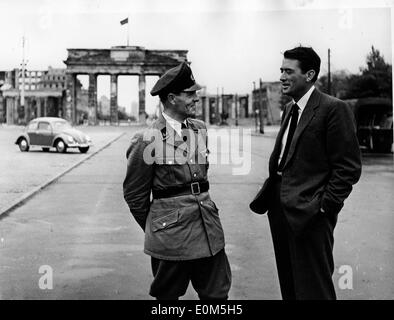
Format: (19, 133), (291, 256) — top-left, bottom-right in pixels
(120, 18), (128, 25)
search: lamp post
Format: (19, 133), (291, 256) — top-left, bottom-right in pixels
(259, 78), (264, 134)
(235, 93), (239, 126)
(21, 36), (26, 123)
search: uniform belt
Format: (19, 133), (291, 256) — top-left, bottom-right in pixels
(152, 181), (209, 199)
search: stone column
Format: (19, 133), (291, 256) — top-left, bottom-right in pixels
(24, 96), (30, 123)
(110, 74), (118, 125)
(65, 73), (76, 124)
(235, 94), (239, 126)
(37, 98), (41, 117)
(138, 73), (146, 123)
(15, 97), (20, 125)
(6, 97), (14, 125)
(204, 96), (210, 124)
(231, 96), (236, 119)
(88, 73), (98, 125)
(43, 98), (48, 117)
(0, 93), (4, 123)
(218, 95), (222, 124)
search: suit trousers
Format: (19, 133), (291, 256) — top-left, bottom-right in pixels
(268, 175), (337, 300)
(149, 249), (231, 300)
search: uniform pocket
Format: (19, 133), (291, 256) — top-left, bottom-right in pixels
(151, 209), (179, 232)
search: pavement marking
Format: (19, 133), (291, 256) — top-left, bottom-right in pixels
(0, 132), (126, 219)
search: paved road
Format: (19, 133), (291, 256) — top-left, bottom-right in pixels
(0, 125), (132, 213)
(0, 126), (393, 299)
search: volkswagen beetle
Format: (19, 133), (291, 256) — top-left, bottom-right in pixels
(15, 117), (92, 153)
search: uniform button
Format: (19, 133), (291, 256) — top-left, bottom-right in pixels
(193, 173), (197, 177)
(190, 159), (193, 163)
(200, 201), (203, 205)
(163, 222), (166, 227)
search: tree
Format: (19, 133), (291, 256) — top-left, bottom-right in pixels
(317, 46), (392, 99)
(346, 46), (392, 99)
(316, 70), (351, 99)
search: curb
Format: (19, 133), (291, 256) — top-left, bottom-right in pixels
(0, 132), (126, 219)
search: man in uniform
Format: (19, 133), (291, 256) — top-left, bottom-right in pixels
(123, 61), (231, 300)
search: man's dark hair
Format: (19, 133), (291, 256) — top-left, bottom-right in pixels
(284, 46), (321, 82)
(159, 92), (169, 103)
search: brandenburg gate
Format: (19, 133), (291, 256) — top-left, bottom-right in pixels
(64, 46), (188, 124)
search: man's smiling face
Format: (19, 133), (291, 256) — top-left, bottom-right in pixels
(280, 58), (311, 101)
(173, 91), (199, 119)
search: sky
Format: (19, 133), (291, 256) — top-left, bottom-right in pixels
(0, 0), (392, 114)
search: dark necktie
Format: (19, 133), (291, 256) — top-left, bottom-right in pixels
(278, 103), (299, 172)
(181, 122), (187, 129)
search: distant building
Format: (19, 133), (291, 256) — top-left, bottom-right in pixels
(0, 71), (6, 85)
(252, 81), (291, 125)
(0, 67), (67, 124)
(130, 101), (139, 120)
(98, 95), (110, 118)
(17, 69), (43, 91)
(198, 92), (250, 125)
(0, 67), (92, 125)
(76, 87), (89, 124)
(39, 67), (67, 90)
(0, 72), (6, 122)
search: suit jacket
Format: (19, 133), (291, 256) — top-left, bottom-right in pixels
(123, 115), (225, 260)
(251, 88), (362, 236)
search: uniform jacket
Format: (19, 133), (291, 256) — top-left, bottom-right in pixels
(123, 115), (225, 260)
(251, 88), (362, 236)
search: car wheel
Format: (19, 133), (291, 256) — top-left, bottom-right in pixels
(79, 147), (89, 153)
(19, 138), (29, 152)
(19, 138), (30, 152)
(42, 147), (50, 152)
(55, 140), (67, 153)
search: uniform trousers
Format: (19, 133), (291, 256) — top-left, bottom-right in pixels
(149, 249), (231, 300)
(267, 175), (337, 300)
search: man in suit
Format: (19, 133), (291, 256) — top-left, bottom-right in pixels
(123, 62), (231, 300)
(250, 46), (362, 299)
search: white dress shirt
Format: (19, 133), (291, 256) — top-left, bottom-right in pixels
(162, 111), (187, 137)
(278, 85), (315, 165)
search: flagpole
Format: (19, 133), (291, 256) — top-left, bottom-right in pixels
(120, 17), (129, 46)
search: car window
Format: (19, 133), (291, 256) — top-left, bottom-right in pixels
(52, 121), (71, 130)
(27, 122), (38, 130)
(38, 122), (51, 131)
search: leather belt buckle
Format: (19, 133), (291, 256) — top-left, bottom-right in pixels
(191, 182), (200, 195)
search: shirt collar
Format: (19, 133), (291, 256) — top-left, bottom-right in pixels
(162, 111), (186, 136)
(293, 85), (315, 112)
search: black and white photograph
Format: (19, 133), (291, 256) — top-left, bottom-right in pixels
(0, 0), (393, 306)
